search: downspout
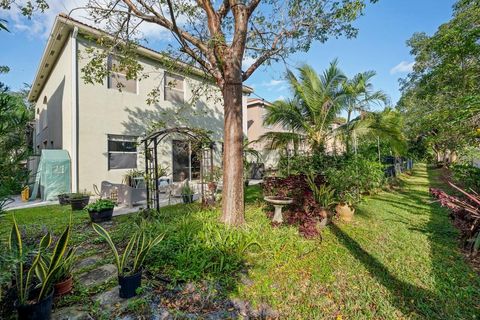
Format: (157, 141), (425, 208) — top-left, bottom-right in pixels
(71, 26), (79, 192)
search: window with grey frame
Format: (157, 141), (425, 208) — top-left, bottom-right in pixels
(108, 135), (138, 170)
(107, 55), (137, 94)
(164, 72), (185, 103)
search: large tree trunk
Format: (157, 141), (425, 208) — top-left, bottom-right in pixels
(220, 66), (245, 226)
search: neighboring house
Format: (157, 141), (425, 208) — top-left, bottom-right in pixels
(28, 14), (252, 193)
(246, 98), (287, 168)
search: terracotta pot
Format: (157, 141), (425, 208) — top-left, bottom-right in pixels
(335, 203), (355, 222)
(54, 276), (73, 297)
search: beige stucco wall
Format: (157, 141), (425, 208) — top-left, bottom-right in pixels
(246, 103), (285, 168)
(76, 36), (225, 191)
(33, 36), (72, 154)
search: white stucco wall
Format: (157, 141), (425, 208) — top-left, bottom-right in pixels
(75, 37), (226, 191)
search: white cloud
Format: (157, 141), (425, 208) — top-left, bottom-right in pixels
(390, 61), (414, 74)
(263, 79), (285, 87)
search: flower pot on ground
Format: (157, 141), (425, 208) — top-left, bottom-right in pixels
(92, 221), (164, 299)
(54, 276), (73, 297)
(118, 269), (142, 298)
(181, 182), (194, 204)
(52, 245), (77, 297)
(69, 193), (90, 210)
(336, 202), (355, 222)
(58, 193), (70, 205)
(16, 291), (54, 320)
(9, 216), (74, 320)
(85, 199), (115, 222)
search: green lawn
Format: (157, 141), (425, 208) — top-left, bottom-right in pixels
(1, 164), (479, 319)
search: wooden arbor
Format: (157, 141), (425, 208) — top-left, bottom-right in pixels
(141, 127), (215, 211)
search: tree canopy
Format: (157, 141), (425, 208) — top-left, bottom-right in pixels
(397, 0), (480, 161)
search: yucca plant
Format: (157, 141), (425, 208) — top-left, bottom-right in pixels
(92, 222), (164, 276)
(9, 215), (72, 305)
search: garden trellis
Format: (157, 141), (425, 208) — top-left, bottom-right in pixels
(141, 127), (215, 211)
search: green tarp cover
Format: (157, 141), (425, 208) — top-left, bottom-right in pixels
(30, 149), (71, 201)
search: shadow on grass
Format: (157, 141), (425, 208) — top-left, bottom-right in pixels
(330, 223), (445, 318)
(330, 164), (480, 319)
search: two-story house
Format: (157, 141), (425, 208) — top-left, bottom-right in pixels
(28, 14), (252, 193)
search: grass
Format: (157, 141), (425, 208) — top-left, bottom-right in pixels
(1, 164), (479, 319)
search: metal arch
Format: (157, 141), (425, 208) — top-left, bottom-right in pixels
(142, 126), (215, 211)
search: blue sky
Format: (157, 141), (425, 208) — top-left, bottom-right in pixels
(0, 0), (455, 108)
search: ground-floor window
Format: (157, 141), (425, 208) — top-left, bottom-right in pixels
(108, 134), (138, 170)
(172, 140), (200, 182)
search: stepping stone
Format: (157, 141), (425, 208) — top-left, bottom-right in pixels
(52, 306), (89, 320)
(74, 255), (103, 271)
(92, 286), (127, 309)
(78, 264), (117, 287)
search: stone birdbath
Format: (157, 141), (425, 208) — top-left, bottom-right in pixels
(264, 196), (293, 223)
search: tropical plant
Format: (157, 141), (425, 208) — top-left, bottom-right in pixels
(84, 199), (115, 212)
(342, 70), (388, 153)
(0, 83), (33, 214)
(306, 173), (336, 209)
(325, 156), (385, 204)
(92, 222), (164, 276)
(181, 182), (194, 196)
(260, 61), (347, 152)
(340, 108), (407, 156)
(9, 215), (72, 304)
(343, 71), (388, 123)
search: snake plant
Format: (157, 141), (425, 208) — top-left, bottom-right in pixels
(92, 221), (164, 276)
(9, 215), (72, 304)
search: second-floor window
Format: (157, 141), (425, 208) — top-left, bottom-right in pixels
(164, 72), (184, 103)
(107, 56), (137, 94)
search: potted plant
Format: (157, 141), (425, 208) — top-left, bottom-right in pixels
(69, 192), (90, 211)
(306, 173), (336, 219)
(58, 193), (70, 205)
(206, 166), (221, 192)
(84, 199), (115, 222)
(181, 182), (194, 204)
(92, 222), (164, 299)
(52, 247), (77, 297)
(10, 216), (72, 320)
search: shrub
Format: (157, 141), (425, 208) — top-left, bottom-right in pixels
(325, 156), (385, 204)
(277, 153), (340, 177)
(451, 164), (480, 193)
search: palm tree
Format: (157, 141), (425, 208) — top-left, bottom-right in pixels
(341, 108), (407, 156)
(342, 71), (389, 153)
(259, 60), (347, 153)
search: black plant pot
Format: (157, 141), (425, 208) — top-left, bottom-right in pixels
(118, 270), (142, 299)
(70, 196), (90, 211)
(16, 291), (53, 320)
(88, 208), (114, 223)
(58, 194), (70, 206)
(182, 194), (194, 204)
